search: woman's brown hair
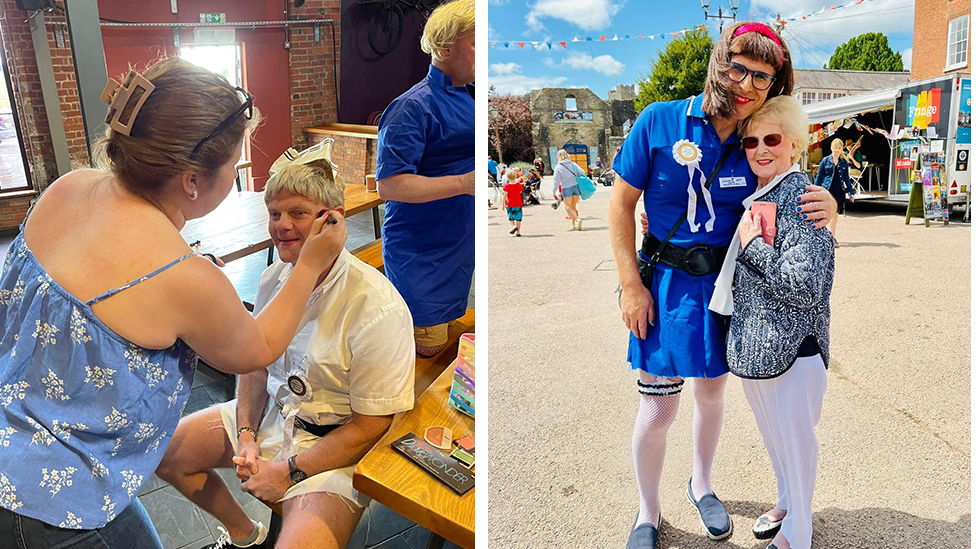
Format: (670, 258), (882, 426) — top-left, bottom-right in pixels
(94, 57), (260, 203)
(703, 21), (794, 120)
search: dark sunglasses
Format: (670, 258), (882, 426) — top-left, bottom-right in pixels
(727, 61), (776, 91)
(191, 87), (253, 156)
(742, 134), (783, 149)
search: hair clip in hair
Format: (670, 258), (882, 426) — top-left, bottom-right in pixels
(102, 70), (155, 137)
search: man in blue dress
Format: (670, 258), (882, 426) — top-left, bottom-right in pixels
(376, 0), (474, 357)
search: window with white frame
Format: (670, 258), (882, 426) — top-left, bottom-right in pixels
(801, 91), (816, 105)
(946, 15), (969, 70)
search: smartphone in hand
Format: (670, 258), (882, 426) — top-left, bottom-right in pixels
(751, 201), (777, 246)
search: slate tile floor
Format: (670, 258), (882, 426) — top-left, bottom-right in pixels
(0, 203), (472, 549)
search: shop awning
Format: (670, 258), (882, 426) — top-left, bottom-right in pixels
(803, 85), (901, 125)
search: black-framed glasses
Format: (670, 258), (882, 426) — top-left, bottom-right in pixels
(742, 134), (783, 150)
(191, 87), (253, 156)
(727, 61), (776, 91)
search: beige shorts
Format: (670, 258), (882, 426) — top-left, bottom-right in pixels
(414, 323), (449, 346)
(218, 398), (368, 508)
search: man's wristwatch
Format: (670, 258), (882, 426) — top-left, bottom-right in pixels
(287, 455), (308, 485)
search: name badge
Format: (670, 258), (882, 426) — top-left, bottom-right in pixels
(719, 176), (748, 189)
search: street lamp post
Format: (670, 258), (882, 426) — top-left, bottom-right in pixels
(488, 103), (503, 163)
(700, 0), (740, 32)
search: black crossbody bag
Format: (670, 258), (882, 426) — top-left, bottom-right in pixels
(638, 146), (736, 289)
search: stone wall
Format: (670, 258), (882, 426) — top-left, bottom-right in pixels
(530, 87), (612, 173)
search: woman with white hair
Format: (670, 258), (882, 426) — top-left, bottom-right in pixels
(711, 95), (834, 549)
(813, 138), (856, 245)
(375, 0), (475, 357)
(552, 148), (585, 230)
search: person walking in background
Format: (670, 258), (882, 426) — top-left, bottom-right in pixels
(814, 138), (856, 246)
(553, 149), (585, 231)
(502, 169), (525, 237)
(375, 0), (475, 358)
(534, 156), (545, 175)
(609, 23), (836, 549)
(711, 96), (833, 549)
(0, 57), (347, 548)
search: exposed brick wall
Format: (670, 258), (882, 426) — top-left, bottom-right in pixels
(307, 132), (375, 186)
(289, 0), (341, 148)
(912, 0), (971, 81)
(0, 1), (88, 193)
(0, 192), (35, 231)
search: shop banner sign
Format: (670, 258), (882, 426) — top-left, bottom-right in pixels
(959, 79), (971, 145)
(895, 158), (913, 170)
(896, 80), (953, 138)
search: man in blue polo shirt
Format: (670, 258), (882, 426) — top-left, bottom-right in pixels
(376, 0), (474, 357)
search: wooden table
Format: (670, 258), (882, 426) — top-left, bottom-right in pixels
(181, 185), (383, 264)
(354, 364), (475, 549)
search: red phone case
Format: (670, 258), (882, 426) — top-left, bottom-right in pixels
(751, 201), (777, 245)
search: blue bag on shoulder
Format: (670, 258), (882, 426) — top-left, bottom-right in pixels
(577, 174), (596, 200)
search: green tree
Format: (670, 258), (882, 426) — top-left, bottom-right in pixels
(635, 28), (712, 114)
(827, 32), (904, 71)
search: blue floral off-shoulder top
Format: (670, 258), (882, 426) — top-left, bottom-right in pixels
(0, 230), (196, 529)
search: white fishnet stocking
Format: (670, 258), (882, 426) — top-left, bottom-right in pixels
(689, 375), (728, 500)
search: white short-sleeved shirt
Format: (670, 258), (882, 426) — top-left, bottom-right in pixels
(219, 249), (415, 505)
(256, 249), (415, 423)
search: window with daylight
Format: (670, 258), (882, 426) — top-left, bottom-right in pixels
(946, 15), (969, 70)
(565, 95), (577, 111)
(801, 92), (816, 105)
(0, 31), (32, 193)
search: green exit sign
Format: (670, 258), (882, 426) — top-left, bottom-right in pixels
(199, 13), (226, 24)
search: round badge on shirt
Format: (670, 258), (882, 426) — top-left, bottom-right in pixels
(287, 375), (308, 396)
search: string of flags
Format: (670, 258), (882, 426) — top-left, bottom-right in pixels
(487, 25), (707, 50)
(778, 0), (879, 26)
(810, 115), (897, 146)
(487, 0), (883, 52)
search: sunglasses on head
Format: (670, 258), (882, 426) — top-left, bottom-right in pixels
(191, 87), (253, 157)
(742, 134), (783, 149)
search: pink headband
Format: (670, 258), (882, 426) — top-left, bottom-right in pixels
(734, 23), (782, 47)
(733, 23), (783, 67)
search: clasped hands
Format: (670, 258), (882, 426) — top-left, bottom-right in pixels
(233, 439), (291, 503)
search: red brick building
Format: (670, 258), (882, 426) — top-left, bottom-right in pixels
(911, 0), (970, 80)
(0, 0), (431, 230)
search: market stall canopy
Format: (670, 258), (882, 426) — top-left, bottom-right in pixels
(804, 85), (902, 125)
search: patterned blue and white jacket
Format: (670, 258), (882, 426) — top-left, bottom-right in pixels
(726, 171), (835, 379)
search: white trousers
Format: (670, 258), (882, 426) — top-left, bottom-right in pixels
(741, 354), (828, 549)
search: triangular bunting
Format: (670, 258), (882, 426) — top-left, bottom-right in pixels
(518, 41), (524, 48)
(611, 34), (619, 41)
(560, 41), (567, 48)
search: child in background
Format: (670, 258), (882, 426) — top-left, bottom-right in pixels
(503, 170), (525, 237)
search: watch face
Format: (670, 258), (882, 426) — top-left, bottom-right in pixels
(290, 470), (307, 483)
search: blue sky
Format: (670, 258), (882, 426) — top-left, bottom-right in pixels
(486, 0), (916, 98)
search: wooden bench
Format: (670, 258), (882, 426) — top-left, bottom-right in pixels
(351, 239), (383, 273)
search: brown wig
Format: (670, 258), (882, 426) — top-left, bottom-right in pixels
(702, 21), (794, 120)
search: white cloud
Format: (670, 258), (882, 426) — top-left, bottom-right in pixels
(490, 62), (522, 75)
(554, 52), (625, 76)
(489, 74), (570, 95)
(526, 0), (624, 32)
(753, 0), (914, 66)
(488, 24), (500, 41)
(901, 48), (912, 70)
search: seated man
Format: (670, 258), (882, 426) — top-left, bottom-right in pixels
(156, 148), (415, 549)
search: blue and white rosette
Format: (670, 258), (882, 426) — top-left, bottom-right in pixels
(672, 140), (716, 233)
